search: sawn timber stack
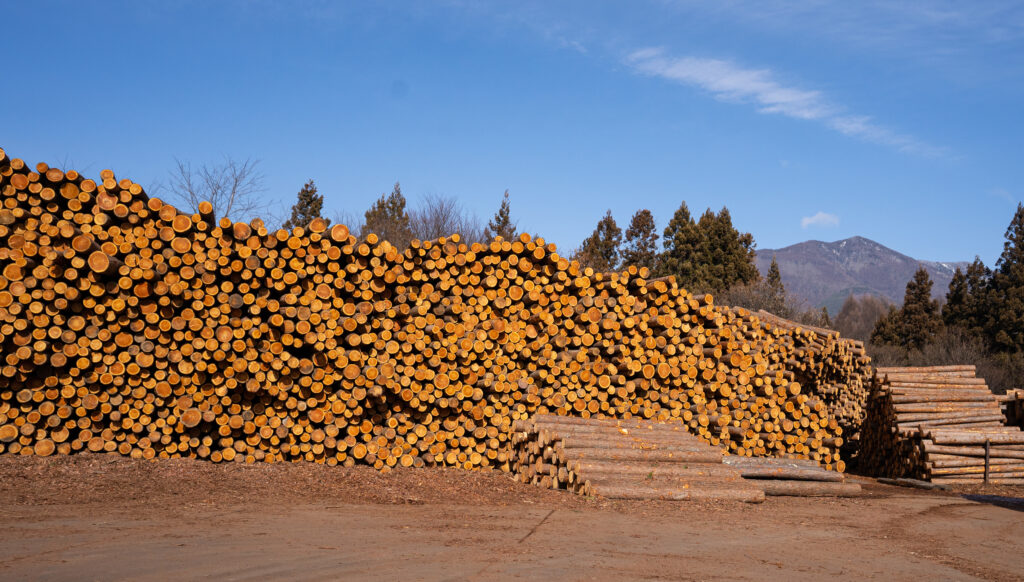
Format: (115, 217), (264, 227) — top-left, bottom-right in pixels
(0, 148), (870, 472)
(512, 415), (861, 500)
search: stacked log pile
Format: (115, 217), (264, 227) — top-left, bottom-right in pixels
(0, 148), (870, 472)
(512, 415), (861, 499)
(859, 366), (1024, 484)
(734, 309), (871, 460)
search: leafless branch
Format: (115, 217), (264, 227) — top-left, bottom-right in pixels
(166, 156), (267, 222)
(410, 193), (484, 243)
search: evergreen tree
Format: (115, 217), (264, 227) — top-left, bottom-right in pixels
(709, 207), (758, 290)
(574, 210), (622, 273)
(989, 204), (1024, 352)
(658, 201), (704, 287)
(658, 203), (757, 292)
(281, 179), (329, 231)
(693, 207), (759, 292)
(899, 266), (944, 350)
(484, 189), (516, 241)
(871, 266), (944, 350)
(766, 256), (784, 297)
(363, 182), (412, 248)
(943, 267), (970, 326)
(871, 306), (903, 346)
(620, 209), (659, 272)
(963, 257), (992, 338)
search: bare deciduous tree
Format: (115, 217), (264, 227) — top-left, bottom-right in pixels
(835, 294), (893, 341)
(166, 157), (266, 222)
(410, 193), (485, 244)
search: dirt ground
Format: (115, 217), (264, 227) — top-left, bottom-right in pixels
(0, 455), (1022, 581)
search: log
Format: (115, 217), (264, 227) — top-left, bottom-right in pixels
(732, 465), (844, 482)
(588, 482), (765, 503)
(560, 448), (724, 464)
(877, 478), (950, 491)
(758, 480), (862, 497)
(928, 432), (1024, 446)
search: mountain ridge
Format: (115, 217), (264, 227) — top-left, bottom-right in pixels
(755, 236), (968, 315)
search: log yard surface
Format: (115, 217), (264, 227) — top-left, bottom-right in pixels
(1, 455), (1021, 581)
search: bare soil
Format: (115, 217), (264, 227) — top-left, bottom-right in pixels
(0, 454), (1022, 581)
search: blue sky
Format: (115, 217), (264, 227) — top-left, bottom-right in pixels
(2, 1), (1023, 266)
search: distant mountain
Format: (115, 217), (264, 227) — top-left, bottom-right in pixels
(755, 236), (968, 315)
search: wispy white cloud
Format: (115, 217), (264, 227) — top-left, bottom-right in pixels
(801, 211), (839, 228)
(992, 187), (1016, 204)
(626, 48), (833, 120)
(625, 47), (945, 156)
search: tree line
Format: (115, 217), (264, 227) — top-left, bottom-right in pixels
(163, 157), (516, 250)
(167, 156), (783, 300)
(278, 179), (767, 299)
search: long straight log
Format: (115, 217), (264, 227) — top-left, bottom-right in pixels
(922, 443), (1024, 459)
(559, 447), (723, 464)
(929, 476), (1024, 485)
(586, 480), (765, 503)
(732, 465), (844, 482)
(758, 480), (861, 497)
(928, 467), (1024, 477)
(928, 432), (1024, 445)
(892, 394), (1000, 404)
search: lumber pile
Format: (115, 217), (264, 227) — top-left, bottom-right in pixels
(512, 414), (861, 499)
(0, 148), (868, 471)
(859, 366), (1024, 485)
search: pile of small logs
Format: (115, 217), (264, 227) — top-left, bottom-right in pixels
(512, 414), (861, 499)
(859, 365), (1024, 484)
(0, 148), (871, 472)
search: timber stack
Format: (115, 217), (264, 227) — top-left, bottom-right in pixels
(0, 148), (870, 472)
(729, 309), (870, 461)
(512, 414), (861, 499)
(859, 365), (1024, 484)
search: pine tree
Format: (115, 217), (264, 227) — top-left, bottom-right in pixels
(658, 201), (704, 287)
(901, 266), (944, 350)
(765, 257), (786, 315)
(692, 207), (758, 292)
(574, 210), (622, 273)
(871, 266), (943, 350)
(943, 267), (970, 326)
(281, 179), (329, 231)
(710, 207), (758, 290)
(658, 203), (757, 292)
(620, 209), (659, 271)
(819, 306), (832, 328)
(963, 257), (992, 338)
(989, 204), (1024, 352)
(363, 182), (412, 248)
(871, 306), (903, 346)
(766, 256), (784, 297)
(484, 189), (516, 241)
